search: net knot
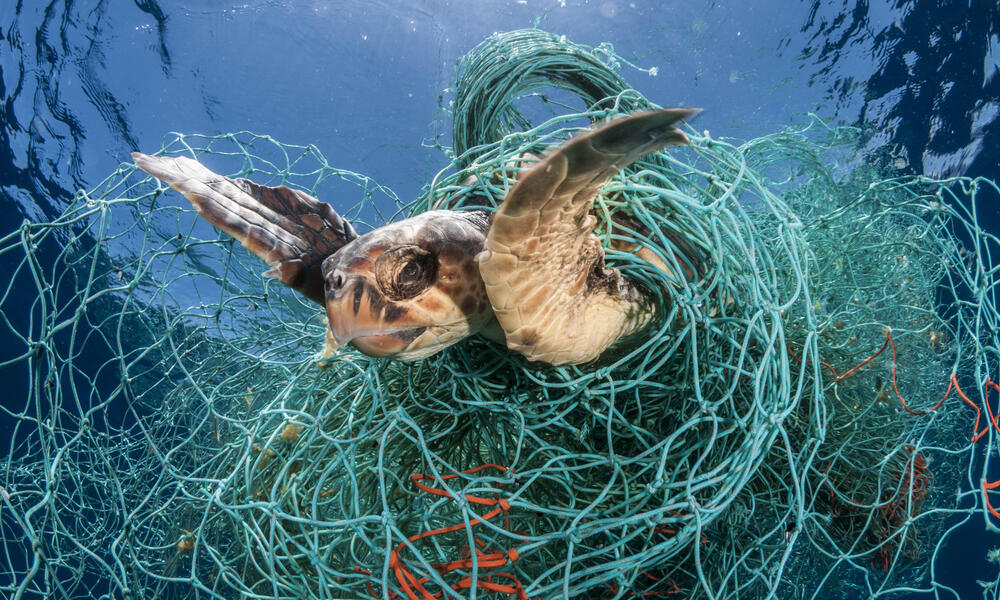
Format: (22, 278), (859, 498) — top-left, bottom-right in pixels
(565, 528), (581, 544)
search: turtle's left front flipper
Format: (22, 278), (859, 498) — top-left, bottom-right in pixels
(477, 108), (699, 365)
(132, 153), (357, 305)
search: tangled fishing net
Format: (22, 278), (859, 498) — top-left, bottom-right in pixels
(3, 29), (1000, 600)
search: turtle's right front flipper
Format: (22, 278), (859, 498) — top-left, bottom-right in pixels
(132, 153), (357, 305)
(478, 108), (699, 366)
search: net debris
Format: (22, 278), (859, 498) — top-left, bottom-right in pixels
(2, 29), (1000, 600)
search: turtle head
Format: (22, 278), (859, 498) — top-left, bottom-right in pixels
(321, 210), (494, 360)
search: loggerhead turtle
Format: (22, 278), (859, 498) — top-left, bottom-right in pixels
(132, 108), (700, 365)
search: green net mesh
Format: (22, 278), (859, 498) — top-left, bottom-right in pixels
(3, 28), (1000, 600)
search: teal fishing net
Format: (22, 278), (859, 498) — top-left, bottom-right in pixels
(3, 29), (1000, 600)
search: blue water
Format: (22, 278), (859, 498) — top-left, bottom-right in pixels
(1, 1), (998, 598)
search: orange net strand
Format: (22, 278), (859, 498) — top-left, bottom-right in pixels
(885, 331), (930, 415)
(983, 479), (1000, 521)
(786, 345), (839, 378)
(832, 337), (890, 383)
(372, 464), (534, 600)
(982, 379), (1000, 439)
(953, 374), (986, 442)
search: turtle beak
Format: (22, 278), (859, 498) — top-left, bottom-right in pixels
(325, 272), (377, 346)
(349, 334), (415, 357)
(324, 272), (423, 356)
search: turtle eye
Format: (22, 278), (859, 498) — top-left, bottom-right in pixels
(400, 260), (420, 281)
(375, 245), (437, 301)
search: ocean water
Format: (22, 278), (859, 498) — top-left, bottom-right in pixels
(1, 1), (999, 599)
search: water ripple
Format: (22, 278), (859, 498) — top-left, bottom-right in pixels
(790, 0), (1000, 178)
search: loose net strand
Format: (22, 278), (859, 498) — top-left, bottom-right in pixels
(2, 29), (1000, 600)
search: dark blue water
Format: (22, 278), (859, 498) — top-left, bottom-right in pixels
(2, 1), (998, 598)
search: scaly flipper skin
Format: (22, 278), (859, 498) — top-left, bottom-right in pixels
(133, 152), (494, 361)
(132, 152), (357, 305)
(477, 108), (700, 365)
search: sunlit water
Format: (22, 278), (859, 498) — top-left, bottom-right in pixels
(1, 1), (998, 598)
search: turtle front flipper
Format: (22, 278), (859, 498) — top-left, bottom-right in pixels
(477, 108), (699, 365)
(132, 153), (357, 305)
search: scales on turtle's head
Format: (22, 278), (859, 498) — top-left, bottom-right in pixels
(132, 108), (700, 365)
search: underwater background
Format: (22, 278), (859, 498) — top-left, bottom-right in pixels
(1, 1), (999, 599)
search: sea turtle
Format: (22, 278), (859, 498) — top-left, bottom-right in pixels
(132, 108), (700, 365)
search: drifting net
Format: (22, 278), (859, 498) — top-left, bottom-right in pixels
(3, 28), (1000, 600)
